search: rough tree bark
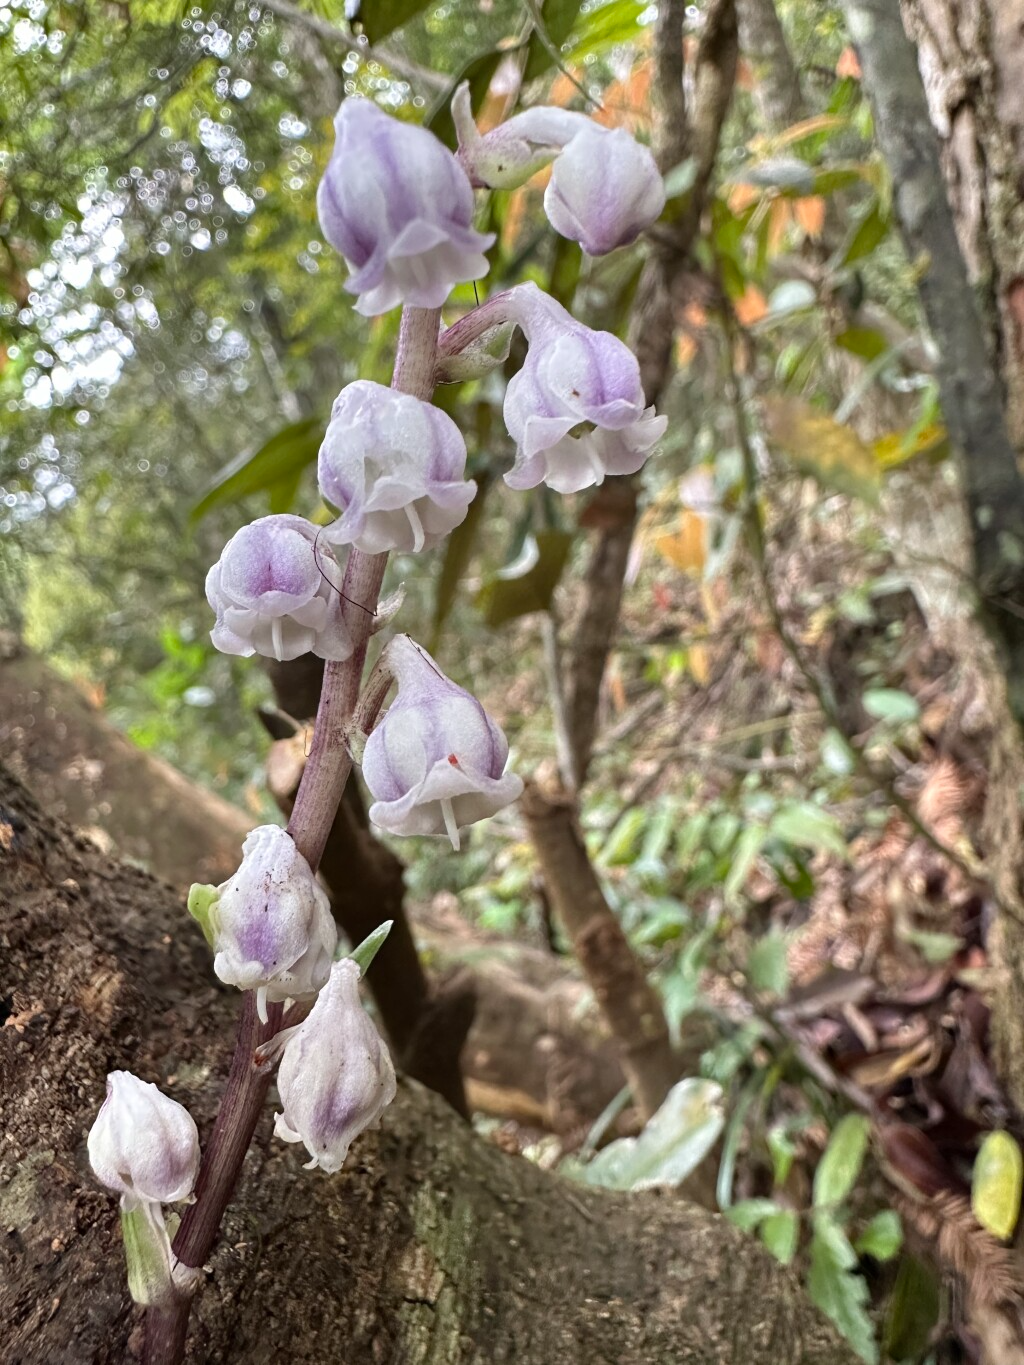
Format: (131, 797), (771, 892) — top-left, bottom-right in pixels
(840, 0), (1024, 1109)
(0, 764), (859, 1365)
(524, 0), (739, 1132)
(735, 0), (805, 131)
(0, 644), (625, 1130)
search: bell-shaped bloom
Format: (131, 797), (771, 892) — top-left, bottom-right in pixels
(274, 958), (396, 1173)
(317, 99), (494, 317)
(203, 825), (337, 1025)
(361, 635), (522, 850)
(206, 514), (353, 664)
(544, 125), (666, 256)
(502, 285), (666, 493)
(504, 325), (666, 494)
(453, 85), (664, 255)
(88, 1071), (200, 1205)
(318, 380), (476, 555)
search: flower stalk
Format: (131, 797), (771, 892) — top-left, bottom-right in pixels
(142, 305), (442, 1365)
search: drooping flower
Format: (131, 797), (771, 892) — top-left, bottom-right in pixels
(88, 1071), (200, 1205)
(192, 825), (337, 1025)
(317, 98), (494, 316)
(438, 283), (666, 494)
(453, 85), (665, 255)
(318, 380), (476, 555)
(206, 514), (353, 664)
(274, 958), (396, 1173)
(543, 124), (667, 256)
(360, 635), (523, 850)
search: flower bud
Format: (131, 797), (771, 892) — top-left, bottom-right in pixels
(544, 125), (666, 256)
(318, 380), (476, 555)
(502, 285), (667, 493)
(206, 514), (353, 663)
(454, 87), (664, 254)
(274, 958), (396, 1173)
(199, 825), (337, 1024)
(317, 99), (494, 317)
(361, 635), (523, 849)
(88, 1071), (200, 1205)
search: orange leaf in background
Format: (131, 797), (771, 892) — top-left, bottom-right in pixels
(675, 333), (698, 367)
(837, 46), (862, 79)
(688, 643), (711, 686)
(767, 198), (791, 254)
(794, 195), (826, 238)
(607, 659), (628, 713)
(735, 56), (754, 91)
(654, 509), (707, 574)
(734, 285), (768, 326)
(593, 61), (652, 132)
(728, 182), (761, 214)
(548, 71), (579, 107)
(0, 344), (7, 375)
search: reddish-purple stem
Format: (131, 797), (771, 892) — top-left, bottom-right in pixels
(143, 305), (442, 1365)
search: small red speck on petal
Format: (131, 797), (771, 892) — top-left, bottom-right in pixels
(448, 754), (459, 765)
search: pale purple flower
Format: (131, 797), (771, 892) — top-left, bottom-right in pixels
(206, 514), (353, 663)
(544, 125), (666, 256)
(318, 380), (476, 555)
(361, 635), (523, 850)
(274, 959), (397, 1173)
(453, 85), (664, 254)
(488, 283), (666, 493)
(317, 98), (494, 316)
(206, 825), (337, 1024)
(88, 1071), (200, 1205)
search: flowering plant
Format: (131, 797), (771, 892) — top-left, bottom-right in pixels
(89, 86), (666, 1361)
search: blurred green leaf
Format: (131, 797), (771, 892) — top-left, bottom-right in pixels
(723, 824), (766, 904)
(725, 1197), (778, 1232)
(572, 1079), (724, 1191)
(882, 1254), (940, 1362)
(763, 396), (881, 503)
(565, 0), (646, 61)
(760, 1208), (800, 1265)
(361, 0), (434, 43)
(835, 327), (889, 362)
(855, 1209), (902, 1261)
(748, 931), (790, 998)
(899, 927), (962, 964)
(972, 1131), (1024, 1241)
(524, 0), (584, 82)
(770, 802), (848, 859)
(838, 200), (890, 267)
(862, 688), (919, 724)
(814, 1114), (871, 1209)
(808, 1217), (878, 1363)
(476, 529), (574, 627)
(191, 417), (322, 521)
(767, 1124), (798, 1186)
(599, 807), (648, 867)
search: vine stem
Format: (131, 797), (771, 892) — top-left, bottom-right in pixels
(143, 304), (442, 1365)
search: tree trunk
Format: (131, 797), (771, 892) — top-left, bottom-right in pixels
(736, 0), (805, 130)
(842, 0), (1024, 1110)
(0, 764), (858, 1365)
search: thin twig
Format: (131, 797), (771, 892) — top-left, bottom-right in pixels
(261, 0), (449, 92)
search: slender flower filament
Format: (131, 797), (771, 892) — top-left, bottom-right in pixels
(440, 797), (460, 851)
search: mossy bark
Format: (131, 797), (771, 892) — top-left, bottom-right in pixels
(0, 764), (856, 1364)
